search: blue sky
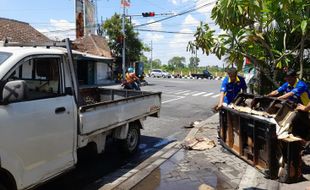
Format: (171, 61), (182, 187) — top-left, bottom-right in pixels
(0, 0), (224, 67)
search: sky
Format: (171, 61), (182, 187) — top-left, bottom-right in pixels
(0, 0), (224, 67)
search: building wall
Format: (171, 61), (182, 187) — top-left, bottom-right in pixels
(96, 61), (111, 84)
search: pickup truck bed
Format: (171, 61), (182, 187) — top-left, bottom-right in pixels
(79, 88), (161, 135)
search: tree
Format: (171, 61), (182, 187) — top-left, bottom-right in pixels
(142, 58), (162, 73)
(102, 14), (144, 62)
(151, 59), (162, 69)
(168, 56), (186, 71)
(189, 56), (200, 72)
(188, 0), (310, 93)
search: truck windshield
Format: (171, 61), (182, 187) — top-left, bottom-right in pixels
(0, 52), (12, 65)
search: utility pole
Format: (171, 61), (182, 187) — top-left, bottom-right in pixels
(150, 40), (153, 71)
(195, 49), (198, 73)
(122, 5), (126, 80)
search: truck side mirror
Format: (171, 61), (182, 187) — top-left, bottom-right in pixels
(2, 80), (28, 104)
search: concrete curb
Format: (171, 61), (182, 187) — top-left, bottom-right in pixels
(183, 113), (219, 142)
(99, 113), (219, 190)
(99, 141), (181, 190)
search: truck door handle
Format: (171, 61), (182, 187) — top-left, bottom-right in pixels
(55, 107), (66, 114)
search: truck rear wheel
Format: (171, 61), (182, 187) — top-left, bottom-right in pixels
(119, 124), (140, 155)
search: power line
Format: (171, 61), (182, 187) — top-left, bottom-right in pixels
(136, 29), (194, 34)
(133, 1), (216, 28)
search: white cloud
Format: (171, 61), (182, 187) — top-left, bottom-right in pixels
(144, 33), (164, 42)
(37, 19), (75, 41)
(131, 19), (140, 26)
(196, 0), (215, 16)
(147, 19), (163, 30)
(169, 28), (193, 49)
(139, 19), (164, 42)
(168, 15), (198, 49)
(168, 0), (190, 5)
(183, 14), (200, 27)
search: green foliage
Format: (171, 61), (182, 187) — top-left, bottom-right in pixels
(143, 58), (162, 73)
(188, 56), (200, 72)
(168, 56), (186, 71)
(102, 14), (144, 62)
(188, 0), (310, 92)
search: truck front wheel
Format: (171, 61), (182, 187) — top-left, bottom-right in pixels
(119, 124), (140, 155)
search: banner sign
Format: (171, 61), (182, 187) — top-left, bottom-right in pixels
(84, 0), (96, 36)
(121, 0), (130, 7)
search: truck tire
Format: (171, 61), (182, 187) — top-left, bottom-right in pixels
(119, 124), (140, 155)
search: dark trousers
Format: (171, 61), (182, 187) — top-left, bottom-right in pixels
(291, 111), (310, 140)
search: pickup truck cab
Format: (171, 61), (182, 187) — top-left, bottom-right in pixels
(0, 40), (161, 190)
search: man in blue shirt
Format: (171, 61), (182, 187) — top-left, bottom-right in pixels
(217, 67), (247, 109)
(267, 69), (310, 106)
(268, 69), (310, 141)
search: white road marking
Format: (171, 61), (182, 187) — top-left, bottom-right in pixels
(211, 93), (221, 98)
(162, 96), (185, 104)
(174, 90), (191, 94)
(163, 89), (183, 94)
(183, 91), (199, 96)
(192, 92), (207, 96)
(203, 92), (214, 97)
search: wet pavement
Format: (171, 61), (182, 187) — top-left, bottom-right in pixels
(132, 114), (310, 190)
(133, 114), (246, 190)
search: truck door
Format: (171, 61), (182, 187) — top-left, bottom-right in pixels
(0, 55), (76, 187)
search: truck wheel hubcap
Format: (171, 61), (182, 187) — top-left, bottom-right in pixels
(127, 129), (138, 151)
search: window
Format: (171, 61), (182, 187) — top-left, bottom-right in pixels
(7, 57), (63, 100)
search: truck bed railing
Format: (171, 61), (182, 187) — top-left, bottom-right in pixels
(79, 87), (161, 112)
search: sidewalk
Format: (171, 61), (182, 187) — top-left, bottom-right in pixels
(100, 114), (310, 190)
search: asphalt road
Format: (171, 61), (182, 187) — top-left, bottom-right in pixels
(35, 77), (222, 190)
(141, 77), (221, 141)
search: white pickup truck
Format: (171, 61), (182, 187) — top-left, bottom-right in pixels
(0, 40), (161, 190)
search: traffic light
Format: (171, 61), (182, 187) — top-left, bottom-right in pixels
(142, 12), (155, 17)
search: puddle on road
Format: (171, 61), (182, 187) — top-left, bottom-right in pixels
(133, 149), (229, 190)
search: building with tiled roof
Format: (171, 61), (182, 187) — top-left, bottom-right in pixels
(0, 17), (115, 84)
(0, 17), (51, 43)
(73, 34), (112, 58)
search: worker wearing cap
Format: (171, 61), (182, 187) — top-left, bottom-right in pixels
(267, 69), (310, 106)
(217, 67), (247, 109)
(268, 69), (310, 141)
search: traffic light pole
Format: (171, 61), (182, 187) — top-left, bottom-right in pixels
(150, 40), (153, 71)
(122, 5), (126, 80)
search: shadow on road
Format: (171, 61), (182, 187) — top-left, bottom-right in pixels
(35, 135), (174, 190)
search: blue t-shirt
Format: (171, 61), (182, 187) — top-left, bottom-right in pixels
(220, 75), (247, 104)
(277, 79), (310, 105)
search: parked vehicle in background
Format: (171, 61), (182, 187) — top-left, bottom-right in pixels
(0, 39), (161, 190)
(162, 71), (171, 78)
(191, 69), (213, 79)
(150, 69), (171, 78)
